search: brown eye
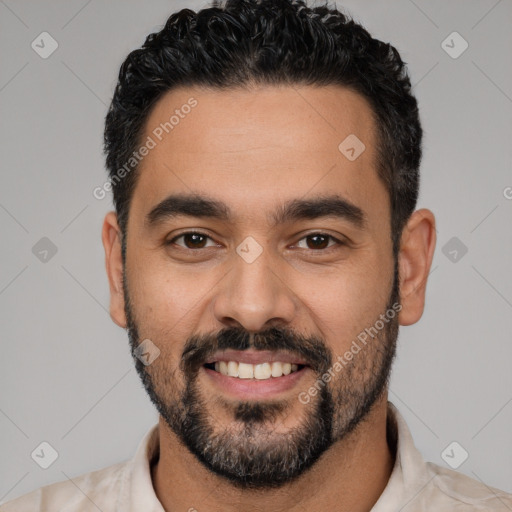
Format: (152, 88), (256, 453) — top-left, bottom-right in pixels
(296, 233), (342, 250)
(168, 232), (215, 249)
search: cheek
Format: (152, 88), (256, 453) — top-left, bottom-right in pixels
(129, 245), (193, 309)
(293, 256), (392, 352)
(125, 254), (204, 345)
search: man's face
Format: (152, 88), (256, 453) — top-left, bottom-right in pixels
(119, 85), (399, 488)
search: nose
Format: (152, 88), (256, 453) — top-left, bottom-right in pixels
(212, 243), (297, 332)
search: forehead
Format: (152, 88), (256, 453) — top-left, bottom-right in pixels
(132, 84), (389, 228)
(144, 84), (375, 158)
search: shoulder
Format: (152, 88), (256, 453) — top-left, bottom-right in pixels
(422, 461), (512, 510)
(0, 460), (128, 512)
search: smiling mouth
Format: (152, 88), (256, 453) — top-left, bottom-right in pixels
(203, 361), (307, 380)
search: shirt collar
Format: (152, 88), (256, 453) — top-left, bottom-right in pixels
(371, 401), (432, 511)
(120, 401), (430, 511)
(119, 421), (163, 512)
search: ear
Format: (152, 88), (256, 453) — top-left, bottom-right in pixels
(101, 211), (127, 328)
(397, 208), (436, 326)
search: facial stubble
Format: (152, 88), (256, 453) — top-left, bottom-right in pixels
(123, 261), (400, 489)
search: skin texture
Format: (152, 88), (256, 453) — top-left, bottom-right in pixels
(102, 84), (436, 512)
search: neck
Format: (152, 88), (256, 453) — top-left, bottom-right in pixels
(152, 393), (395, 512)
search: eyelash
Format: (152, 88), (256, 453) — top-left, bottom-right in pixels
(166, 231), (345, 252)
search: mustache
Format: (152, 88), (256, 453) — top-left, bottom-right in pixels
(181, 326), (332, 375)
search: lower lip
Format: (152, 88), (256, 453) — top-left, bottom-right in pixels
(203, 366), (309, 399)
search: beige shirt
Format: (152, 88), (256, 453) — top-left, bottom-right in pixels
(2, 401), (511, 511)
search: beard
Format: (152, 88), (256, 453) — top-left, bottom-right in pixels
(123, 261), (400, 489)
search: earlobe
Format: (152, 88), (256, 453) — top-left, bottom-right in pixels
(397, 208), (437, 326)
(101, 211), (128, 328)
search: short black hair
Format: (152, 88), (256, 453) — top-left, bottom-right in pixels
(104, 0), (422, 258)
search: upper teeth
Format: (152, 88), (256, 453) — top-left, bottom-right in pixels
(213, 361), (299, 379)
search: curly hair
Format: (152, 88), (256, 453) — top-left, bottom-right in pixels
(104, 0), (422, 258)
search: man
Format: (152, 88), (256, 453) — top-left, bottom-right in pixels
(2, 0), (511, 511)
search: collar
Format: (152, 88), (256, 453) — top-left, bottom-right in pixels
(119, 401), (430, 511)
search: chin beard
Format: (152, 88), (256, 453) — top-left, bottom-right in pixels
(124, 263), (399, 489)
(129, 331), (395, 489)
(162, 374), (335, 489)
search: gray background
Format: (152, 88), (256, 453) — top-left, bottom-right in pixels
(1, 0), (511, 503)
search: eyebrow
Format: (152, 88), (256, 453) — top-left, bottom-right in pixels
(145, 193), (367, 230)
